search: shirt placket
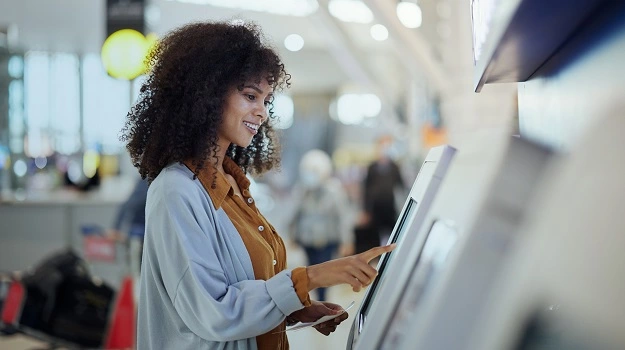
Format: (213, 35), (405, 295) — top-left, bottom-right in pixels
(239, 190), (279, 272)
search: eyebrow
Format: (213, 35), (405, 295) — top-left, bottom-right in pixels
(244, 85), (273, 98)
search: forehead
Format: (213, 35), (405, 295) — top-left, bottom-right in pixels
(240, 78), (274, 94)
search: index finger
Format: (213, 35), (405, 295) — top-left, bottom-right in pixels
(359, 244), (396, 263)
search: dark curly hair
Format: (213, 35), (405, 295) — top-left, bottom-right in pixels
(121, 21), (290, 184)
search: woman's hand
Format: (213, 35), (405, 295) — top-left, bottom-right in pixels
(288, 300), (342, 323)
(312, 302), (349, 336)
(306, 244), (396, 292)
(288, 301), (349, 336)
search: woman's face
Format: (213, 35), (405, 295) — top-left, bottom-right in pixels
(218, 79), (272, 148)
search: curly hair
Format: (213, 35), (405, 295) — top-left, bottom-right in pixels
(120, 21), (290, 184)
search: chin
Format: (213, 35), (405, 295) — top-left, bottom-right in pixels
(235, 139), (253, 148)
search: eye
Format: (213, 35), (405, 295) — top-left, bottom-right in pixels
(246, 94), (256, 101)
(264, 100), (271, 107)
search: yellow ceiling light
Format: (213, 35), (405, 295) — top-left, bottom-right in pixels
(144, 32), (159, 72)
(101, 29), (149, 81)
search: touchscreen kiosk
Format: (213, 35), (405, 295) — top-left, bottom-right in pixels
(346, 145), (456, 349)
(393, 137), (553, 350)
(470, 115), (625, 350)
(353, 132), (546, 350)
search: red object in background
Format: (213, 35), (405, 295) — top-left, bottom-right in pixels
(84, 236), (117, 262)
(104, 276), (136, 349)
(1, 281), (24, 325)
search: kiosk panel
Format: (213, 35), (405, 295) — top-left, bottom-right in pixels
(395, 137), (553, 350)
(346, 145), (456, 349)
(469, 114), (625, 350)
(354, 132), (541, 350)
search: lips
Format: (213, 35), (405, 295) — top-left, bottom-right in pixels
(243, 121), (260, 134)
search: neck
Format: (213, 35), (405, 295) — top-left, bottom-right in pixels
(213, 140), (231, 175)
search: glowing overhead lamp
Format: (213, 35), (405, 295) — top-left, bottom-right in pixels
(333, 93), (381, 125)
(101, 29), (150, 80)
(13, 159), (27, 177)
(370, 24), (389, 41)
(397, 1), (423, 28)
(271, 94), (294, 129)
(284, 34), (305, 52)
(328, 0), (374, 24)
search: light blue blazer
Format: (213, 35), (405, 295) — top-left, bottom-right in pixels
(137, 163), (305, 349)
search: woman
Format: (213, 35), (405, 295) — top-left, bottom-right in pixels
(122, 21), (394, 350)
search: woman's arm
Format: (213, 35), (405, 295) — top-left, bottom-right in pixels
(146, 172), (304, 342)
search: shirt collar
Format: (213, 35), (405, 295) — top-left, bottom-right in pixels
(186, 157), (250, 209)
(223, 156), (251, 191)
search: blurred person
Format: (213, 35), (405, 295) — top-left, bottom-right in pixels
(107, 178), (148, 240)
(106, 177), (149, 278)
(290, 149), (354, 301)
(121, 21), (395, 350)
(361, 135), (406, 249)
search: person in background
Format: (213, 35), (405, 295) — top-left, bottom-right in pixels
(106, 177), (149, 278)
(108, 178), (148, 240)
(361, 135), (406, 247)
(290, 149), (354, 301)
(121, 21), (394, 350)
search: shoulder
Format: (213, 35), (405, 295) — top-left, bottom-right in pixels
(149, 163), (204, 203)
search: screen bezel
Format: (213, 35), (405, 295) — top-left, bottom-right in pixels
(357, 198), (417, 328)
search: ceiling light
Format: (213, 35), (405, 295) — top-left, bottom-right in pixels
(284, 34), (304, 52)
(396, 1), (422, 29)
(361, 94), (381, 117)
(370, 24), (389, 41)
(272, 94), (294, 129)
(166, 0), (318, 17)
(13, 159), (27, 177)
(328, 0), (374, 24)
(334, 93), (381, 125)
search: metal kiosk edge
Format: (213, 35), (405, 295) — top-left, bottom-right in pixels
(394, 137), (553, 350)
(346, 144), (456, 349)
(469, 112), (625, 350)
(354, 132), (549, 350)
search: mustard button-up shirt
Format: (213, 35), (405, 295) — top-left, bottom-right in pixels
(194, 158), (311, 350)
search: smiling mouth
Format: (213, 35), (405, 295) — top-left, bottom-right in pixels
(243, 121), (260, 134)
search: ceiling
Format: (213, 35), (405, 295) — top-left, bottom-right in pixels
(0, 0), (449, 96)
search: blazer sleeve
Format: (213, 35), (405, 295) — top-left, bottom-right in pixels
(147, 174), (304, 342)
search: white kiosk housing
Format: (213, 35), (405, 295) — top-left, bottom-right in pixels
(468, 115), (625, 350)
(393, 137), (553, 350)
(346, 144), (456, 349)
(354, 133), (552, 350)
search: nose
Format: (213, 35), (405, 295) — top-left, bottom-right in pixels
(256, 103), (268, 124)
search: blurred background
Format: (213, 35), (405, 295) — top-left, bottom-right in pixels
(2, 0), (620, 349)
(0, 0), (517, 280)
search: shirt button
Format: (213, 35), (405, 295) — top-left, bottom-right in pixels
(258, 225), (264, 232)
(272, 259), (277, 266)
(247, 197), (254, 204)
